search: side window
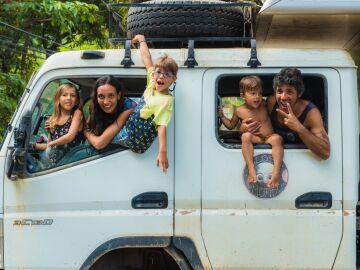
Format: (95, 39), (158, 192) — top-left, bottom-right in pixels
(216, 74), (327, 149)
(27, 76), (146, 174)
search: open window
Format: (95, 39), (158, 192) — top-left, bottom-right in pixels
(216, 74), (327, 149)
(27, 76), (146, 174)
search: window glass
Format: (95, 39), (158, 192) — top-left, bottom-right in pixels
(26, 77), (146, 174)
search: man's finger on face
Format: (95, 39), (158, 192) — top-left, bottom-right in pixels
(286, 102), (295, 115)
(276, 108), (289, 117)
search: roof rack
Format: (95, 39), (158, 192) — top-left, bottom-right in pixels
(118, 37), (261, 69)
(103, 1), (260, 48)
(102, 1), (261, 68)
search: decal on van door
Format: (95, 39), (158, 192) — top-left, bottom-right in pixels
(243, 154), (288, 198)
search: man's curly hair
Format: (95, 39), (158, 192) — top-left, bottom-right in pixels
(273, 68), (305, 96)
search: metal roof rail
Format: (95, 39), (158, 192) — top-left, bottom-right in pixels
(116, 37), (261, 69)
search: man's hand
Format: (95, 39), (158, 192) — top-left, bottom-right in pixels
(239, 118), (261, 135)
(157, 151), (168, 173)
(276, 103), (302, 132)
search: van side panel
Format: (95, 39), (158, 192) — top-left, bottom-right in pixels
(174, 68), (212, 269)
(201, 68), (343, 269)
(332, 68), (358, 269)
(3, 68), (175, 269)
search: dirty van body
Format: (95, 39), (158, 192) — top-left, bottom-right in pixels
(2, 0), (360, 269)
(0, 46), (357, 270)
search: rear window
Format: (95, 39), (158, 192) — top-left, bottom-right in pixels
(216, 74), (327, 149)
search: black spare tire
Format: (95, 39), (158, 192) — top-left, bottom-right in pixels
(126, 0), (244, 39)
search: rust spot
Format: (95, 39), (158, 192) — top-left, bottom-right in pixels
(179, 210), (192, 215)
(344, 211), (350, 216)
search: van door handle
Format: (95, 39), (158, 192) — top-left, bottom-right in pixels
(295, 192), (332, 209)
(131, 192), (168, 209)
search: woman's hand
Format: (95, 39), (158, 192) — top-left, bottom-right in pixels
(83, 129), (90, 139)
(239, 118), (261, 135)
(157, 151), (168, 173)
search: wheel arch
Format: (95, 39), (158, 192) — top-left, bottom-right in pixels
(79, 236), (203, 270)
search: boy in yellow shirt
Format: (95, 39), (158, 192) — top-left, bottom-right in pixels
(86, 35), (178, 173)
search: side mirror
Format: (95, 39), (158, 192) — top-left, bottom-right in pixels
(6, 111), (32, 180)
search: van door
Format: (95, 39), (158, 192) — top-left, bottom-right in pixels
(3, 69), (175, 269)
(201, 68), (342, 269)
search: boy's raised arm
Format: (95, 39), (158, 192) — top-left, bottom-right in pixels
(132, 35), (153, 70)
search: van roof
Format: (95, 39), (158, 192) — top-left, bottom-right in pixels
(36, 48), (355, 76)
(256, 0), (360, 52)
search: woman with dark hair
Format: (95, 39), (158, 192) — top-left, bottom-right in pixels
(241, 67), (330, 160)
(85, 75), (136, 149)
(84, 35), (178, 173)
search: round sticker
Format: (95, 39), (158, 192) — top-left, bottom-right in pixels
(243, 153), (288, 199)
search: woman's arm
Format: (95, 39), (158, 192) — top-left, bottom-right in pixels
(157, 125), (168, 173)
(132, 35), (153, 70)
(85, 108), (133, 150)
(47, 109), (83, 147)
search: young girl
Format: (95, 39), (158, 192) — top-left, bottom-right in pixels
(85, 34), (178, 173)
(34, 83), (84, 164)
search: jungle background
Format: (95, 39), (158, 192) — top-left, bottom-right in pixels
(0, 0), (261, 143)
(0, 0), (129, 142)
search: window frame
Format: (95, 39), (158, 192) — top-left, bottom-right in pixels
(25, 73), (147, 177)
(215, 72), (328, 150)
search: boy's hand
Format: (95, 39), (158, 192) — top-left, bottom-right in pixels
(218, 106), (224, 118)
(157, 151), (168, 173)
(132, 34), (145, 45)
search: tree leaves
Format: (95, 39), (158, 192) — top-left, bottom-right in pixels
(0, 0), (116, 142)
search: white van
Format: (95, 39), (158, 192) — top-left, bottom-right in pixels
(1, 0), (360, 269)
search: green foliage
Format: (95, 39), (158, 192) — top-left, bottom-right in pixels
(0, 0), (115, 142)
(0, 72), (25, 139)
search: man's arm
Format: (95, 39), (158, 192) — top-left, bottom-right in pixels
(277, 103), (330, 160)
(297, 109), (330, 160)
